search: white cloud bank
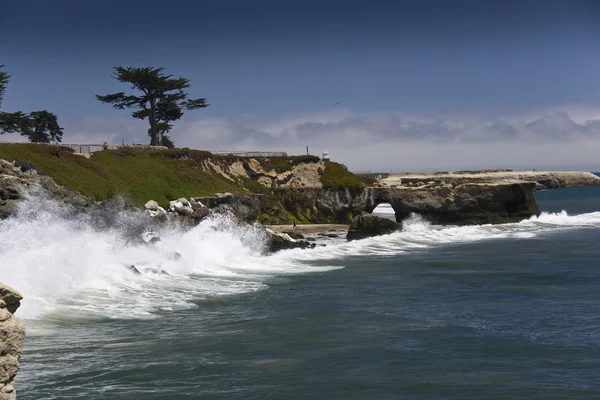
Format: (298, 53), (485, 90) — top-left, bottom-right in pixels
(4, 106), (600, 172)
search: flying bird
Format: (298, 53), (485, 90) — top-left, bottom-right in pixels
(333, 102), (342, 106)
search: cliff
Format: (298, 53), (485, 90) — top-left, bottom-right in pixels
(2, 143), (592, 228)
(245, 183), (540, 226)
(0, 143), (357, 217)
(378, 170), (600, 190)
(0, 283), (25, 400)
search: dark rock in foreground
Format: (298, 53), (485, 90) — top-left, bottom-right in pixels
(264, 228), (316, 253)
(346, 212), (401, 241)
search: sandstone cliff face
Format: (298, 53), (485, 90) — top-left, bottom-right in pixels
(0, 283), (25, 400)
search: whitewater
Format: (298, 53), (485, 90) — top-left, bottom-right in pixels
(2, 197), (600, 322)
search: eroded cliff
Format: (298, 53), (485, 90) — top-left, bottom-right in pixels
(251, 183), (540, 226)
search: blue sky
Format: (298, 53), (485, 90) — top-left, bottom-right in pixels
(2, 0), (600, 171)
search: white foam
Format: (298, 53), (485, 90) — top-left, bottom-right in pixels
(279, 210), (600, 262)
(0, 196), (338, 321)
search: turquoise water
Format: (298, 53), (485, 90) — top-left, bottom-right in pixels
(5, 185), (600, 399)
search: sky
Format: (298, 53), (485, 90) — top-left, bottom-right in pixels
(1, 0), (600, 171)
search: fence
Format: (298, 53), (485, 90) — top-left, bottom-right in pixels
(0, 141), (287, 157)
(209, 150), (288, 157)
(61, 144), (168, 154)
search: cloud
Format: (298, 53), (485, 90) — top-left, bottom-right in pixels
(6, 106), (600, 172)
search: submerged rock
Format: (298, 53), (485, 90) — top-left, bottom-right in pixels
(0, 282), (25, 400)
(127, 265), (141, 275)
(346, 212), (401, 241)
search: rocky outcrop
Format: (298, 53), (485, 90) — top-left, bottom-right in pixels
(378, 170), (600, 191)
(0, 159), (89, 218)
(347, 212), (401, 241)
(194, 193), (260, 222)
(257, 188), (363, 225)
(144, 197), (210, 225)
(0, 283), (25, 400)
(360, 183), (541, 225)
(264, 228), (316, 253)
(255, 183), (540, 226)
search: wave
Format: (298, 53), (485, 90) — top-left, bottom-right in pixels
(1, 195), (599, 322)
(0, 196), (338, 321)
(280, 210), (600, 261)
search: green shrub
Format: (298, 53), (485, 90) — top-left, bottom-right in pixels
(320, 161), (362, 189)
(241, 177), (266, 193)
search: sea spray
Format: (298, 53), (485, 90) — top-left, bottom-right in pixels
(0, 195), (335, 320)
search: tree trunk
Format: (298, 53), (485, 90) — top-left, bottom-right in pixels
(149, 103), (158, 146)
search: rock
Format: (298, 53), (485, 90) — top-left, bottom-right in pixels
(144, 200), (160, 211)
(264, 228), (316, 253)
(0, 285), (22, 315)
(169, 199), (193, 216)
(145, 206), (168, 223)
(347, 212), (401, 241)
(376, 183), (541, 225)
(0, 184), (25, 201)
(255, 183), (541, 227)
(286, 232), (305, 239)
(191, 206), (209, 222)
(187, 199), (210, 223)
(0, 282), (25, 400)
(318, 233), (339, 238)
(188, 198), (204, 210)
(1, 158), (90, 219)
(195, 194), (260, 222)
(127, 265), (141, 275)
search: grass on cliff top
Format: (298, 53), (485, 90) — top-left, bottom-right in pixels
(320, 161), (363, 190)
(0, 143), (245, 207)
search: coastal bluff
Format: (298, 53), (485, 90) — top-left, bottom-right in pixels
(377, 170), (600, 191)
(253, 182), (540, 225)
(0, 283), (24, 400)
(2, 143), (597, 228)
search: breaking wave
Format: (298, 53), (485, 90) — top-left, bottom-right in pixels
(1, 196), (599, 321)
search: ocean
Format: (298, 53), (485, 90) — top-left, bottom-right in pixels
(2, 182), (600, 399)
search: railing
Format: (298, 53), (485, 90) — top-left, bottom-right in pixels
(209, 150), (288, 157)
(61, 144), (168, 154)
(0, 141), (286, 157)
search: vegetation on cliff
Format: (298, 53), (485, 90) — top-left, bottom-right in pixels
(320, 161), (362, 190)
(0, 143), (362, 208)
(0, 144), (243, 206)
